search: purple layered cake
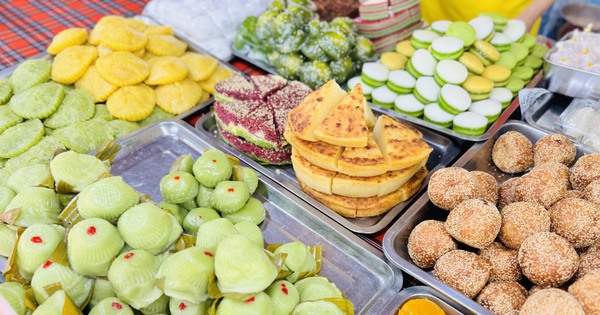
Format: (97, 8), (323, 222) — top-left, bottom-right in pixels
(217, 124), (292, 165)
(213, 74), (312, 165)
(214, 73), (257, 103)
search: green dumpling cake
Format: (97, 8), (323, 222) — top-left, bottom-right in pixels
(3, 136), (64, 172)
(215, 234), (277, 294)
(108, 119), (140, 139)
(52, 119), (114, 154)
(0, 223), (16, 257)
(0, 119), (44, 159)
(169, 298), (211, 315)
(292, 300), (344, 315)
(266, 280), (300, 315)
(89, 297), (134, 315)
(192, 149), (232, 188)
(195, 218), (238, 253)
(160, 171), (199, 204)
(234, 221), (264, 248)
(107, 250), (162, 310)
(43, 89), (95, 129)
(274, 242), (317, 283)
(50, 151), (110, 192)
(93, 104), (114, 121)
(216, 292), (273, 315)
(0, 282), (29, 315)
(31, 290), (82, 315)
(77, 176), (140, 221)
(182, 207), (220, 235)
(232, 165), (259, 195)
(88, 278), (117, 309)
(294, 276), (342, 302)
(156, 246), (215, 303)
(9, 82), (64, 120)
(196, 185), (214, 208)
(158, 202), (187, 225)
(68, 218), (124, 277)
(16, 223), (64, 280)
(117, 203), (182, 255)
(6, 163), (54, 193)
(0, 185), (16, 213)
(5, 186), (61, 227)
(222, 197), (266, 225)
(139, 294), (169, 315)
(179, 198), (198, 211)
(31, 260), (93, 307)
(211, 181), (250, 214)
(170, 154), (195, 174)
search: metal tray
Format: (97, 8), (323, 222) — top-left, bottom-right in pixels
(382, 120), (593, 315)
(379, 286), (466, 315)
(369, 71), (544, 142)
(110, 120), (399, 314)
(232, 47), (278, 75)
(195, 111), (460, 234)
(543, 31), (600, 99)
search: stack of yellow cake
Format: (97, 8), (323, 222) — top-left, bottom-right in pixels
(285, 80), (433, 218)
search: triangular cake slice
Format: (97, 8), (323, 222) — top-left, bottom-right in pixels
(291, 148), (336, 195)
(267, 81), (313, 145)
(213, 73), (256, 103)
(337, 133), (388, 177)
(250, 75), (288, 100)
(218, 124), (291, 165)
(215, 100), (280, 149)
(313, 84), (369, 147)
(284, 122), (343, 172)
(288, 80), (347, 142)
(332, 158), (426, 198)
(373, 115), (433, 170)
(213, 99), (261, 128)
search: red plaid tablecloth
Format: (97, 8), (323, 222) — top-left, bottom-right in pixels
(0, 0), (149, 70)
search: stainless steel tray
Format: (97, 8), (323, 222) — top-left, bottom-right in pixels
(110, 120), (399, 314)
(369, 71), (544, 142)
(195, 111), (460, 234)
(380, 286), (466, 315)
(383, 120), (593, 315)
(543, 31), (600, 99)
(232, 47), (278, 75)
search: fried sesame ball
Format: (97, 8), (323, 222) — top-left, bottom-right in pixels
(407, 220), (457, 268)
(564, 189), (584, 199)
(499, 202), (550, 249)
(520, 288), (585, 315)
(471, 171), (499, 204)
(498, 177), (520, 209)
(583, 179), (600, 205)
(570, 154), (600, 191)
(532, 161), (571, 190)
(575, 242), (600, 279)
(428, 167), (476, 211)
(492, 131), (534, 174)
(445, 199), (501, 249)
(515, 169), (566, 208)
(479, 242), (521, 282)
(434, 250), (491, 299)
(518, 232), (579, 287)
(476, 281), (528, 315)
(534, 133), (577, 166)
(549, 197), (600, 248)
(569, 269), (600, 315)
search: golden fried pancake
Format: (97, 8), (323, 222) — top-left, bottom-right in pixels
(356, 167), (427, 217)
(337, 133), (388, 177)
(332, 159), (426, 198)
(291, 148), (336, 194)
(313, 84), (368, 147)
(284, 122), (343, 172)
(299, 167), (428, 218)
(287, 80), (346, 141)
(373, 115), (432, 170)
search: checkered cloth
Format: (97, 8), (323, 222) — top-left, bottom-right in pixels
(0, 0), (150, 70)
